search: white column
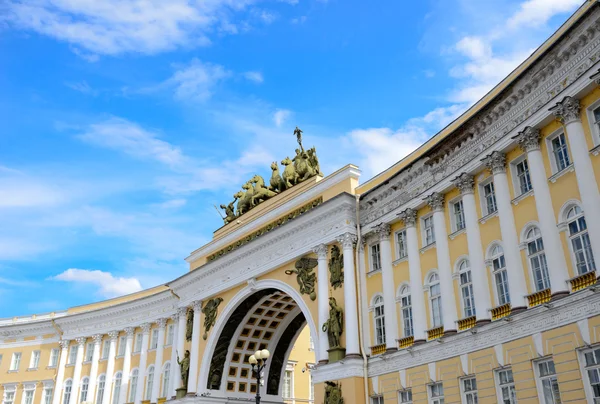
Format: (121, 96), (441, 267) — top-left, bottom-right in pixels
(172, 307), (187, 392)
(52, 340), (70, 404)
(187, 302), (201, 394)
(453, 174), (493, 322)
(399, 209), (427, 342)
(426, 192), (458, 334)
(134, 323), (151, 404)
(87, 334), (103, 402)
(102, 331), (119, 404)
(338, 233), (360, 356)
(118, 327), (134, 404)
(168, 315), (179, 398)
(151, 319), (167, 403)
(357, 243), (371, 352)
(515, 127), (570, 296)
(551, 96), (600, 263)
(68, 337), (86, 404)
(376, 222), (399, 351)
(313, 244), (330, 363)
(483, 151), (528, 309)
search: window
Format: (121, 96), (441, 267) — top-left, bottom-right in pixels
(62, 380), (72, 404)
(428, 273), (443, 328)
(10, 352), (21, 371)
(515, 159), (532, 195)
(102, 340), (110, 359)
(150, 329), (159, 349)
(85, 342), (94, 362)
(458, 260), (476, 318)
(97, 375), (106, 404)
(22, 390), (34, 404)
(423, 216), (435, 246)
(567, 206), (596, 275)
(550, 132), (571, 172)
(80, 377), (89, 403)
(371, 243), (382, 272)
(371, 396), (384, 404)
(4, 390), (15, 404)
(134, 334), (143, 353)
(129, 369), (139, 402)
(591, 105), (600, 144)
(482, 181), (497, 215)
(399, 286), (413, 337)
(68, 345), (77, 365)
(30, 351), (40, 369)
(535, 360), (561, 404)
(145, 366), (154, 400)
(452, 200), (466, 232)
(373, 295), (386, 345)
(491, 245), (510, 305)
(118, 336), (126, 356)
(161, 363), (171, 398)
(166, 325), (174, 346)
(525, 227), (551, 291)
(583, 347), (600, 401)
(113, 372), (123, 404)
(496, 369), (517, 404)
(461, 377), (478, 404)
(429, 383), (444, 404)
(396, 230), (408, 259)
(398, 389), (412, 403)
(50, 348), (59, 367)
(283, 370), (293, 399)
(43, 387), (53, 404)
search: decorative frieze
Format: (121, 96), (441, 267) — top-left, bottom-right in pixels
(398, 208), (417, 227)
(453, 173), (475, 195)
(550, 96), (581, 124)
(482, 151), (507, 174)
(425, 192), (445, 212)
(515, 126), (542, 152)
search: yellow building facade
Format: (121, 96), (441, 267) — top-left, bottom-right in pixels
(4, 1), (600, 404)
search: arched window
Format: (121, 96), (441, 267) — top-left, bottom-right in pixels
(458, 260), (475, 318)
(129, 369), (139, 403)
(145, 366), (154, 400)
(80, 377), (89, 403)
(62, 380), (72, 404)
(112, 372), (122, 404)
(161, 363), (171, 398)
(490, 245), (510, 305)
(96, 375), (105, 404)
(373, 295), (385, 345)
(525, 227), (551, 291)
(567, 206), (596, 274)
(428, 273), (442, 328)
(399, 285), (413, 337)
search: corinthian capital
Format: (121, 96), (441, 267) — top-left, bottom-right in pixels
(453, 173), (475, 195)
(482, 151), (506, 174)
(337, 233), (357, 250)
(177, 306), (188, 317)
(124, 327), (135, 337)
(375, 223), (391, 241)
(515, 126), (542, 152)
(108, 331), (120, 340)
(550, 96), (581, 125)
(425, 192), (445, 212)
(312, 244), (328, 259)
(141, 323), (152, 334)
(192, 300), (202, 312)
(156, 318), (168, 329)
(92, 334), (103, 344)
(59, 340), (71, 350)
(75, 337), (87, 346)
(398, 208), (417, 228)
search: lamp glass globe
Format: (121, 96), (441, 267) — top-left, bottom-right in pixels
(261, 349), (270, 359)
(249, 355), (257, 365)
(254, 350), (262, 360)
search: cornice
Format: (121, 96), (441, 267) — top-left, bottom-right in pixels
(312, 357), (364, 384)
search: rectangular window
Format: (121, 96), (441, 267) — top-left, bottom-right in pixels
(398, 389), (412, 403)
(396, 230), (408, 259)
(535, 359), (561, 404)
(10, 352), (22, 371)
(49, 348), (59, 367)
(461, 377), (478, 404)
(515, 159), (532, 195)
(452, 200), (466, 232)
(371, 396), (384, 404)
(4, 391), (15, 404)
(151, 329), (159, 349)
(371, 243), (382, 272)
(30, 351), (40, 369)
(429, 382), (444, 404)
(592, 106), (600, 144)
(102, 340), (110, 359)
(166, 324), (174, 345)
(583, 347), (600, 400)
(496, 369), (517, 404)
(23, 390), (34, 404)
(85, 342), (94, 362)
(134, 333), (143, 353)
(551, 132), (571, 172)
(483, 182), (497, 215)
(401, 294), (413, 337)
(283, 370), (293, 398)
(43, 387), (53, 404)
(423, 216), (435, 246)
(118, 336), (126, 356)
(68, 346), (77, 365)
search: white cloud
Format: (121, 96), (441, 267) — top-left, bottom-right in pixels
(273, 109), (292, 127)
(51, 268), (142, 298)
(65, 81), (98, 96)
(507, 0), (583, 31)
(154, 199), (187, 209)
(168, 59), (232, 102)
(244, 71), (264, 83)
(0, 177), (66, 208)
(291, 16), (307, 24)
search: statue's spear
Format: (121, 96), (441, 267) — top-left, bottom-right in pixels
(213, 204), (225, 220)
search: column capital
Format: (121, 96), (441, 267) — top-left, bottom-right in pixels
(398, 208), (417, 227)
(358, 241), (366, 253)
(453, 173), (475, 195)
(92, 334), (103, 344)
(425, 192), (445, 212)
(124, 327), (135, 337)
(515, 126), (542, 152)
(170, 312), (180, 322)
(75, 337), (87, 346)
(155, 318), (168, 329)
(177, 306), (188, 317)
(108, 331), (120, 340)
(141, 323), (152, 334)
(59, 340), (71, 350)
(312, 244), (328, 258)
(550, 96), (581, 125)
(337, 232), (357, 249)
(482, 151), (507, 174)
(191, 300), (202, 312)
(375, 222), (391, 241)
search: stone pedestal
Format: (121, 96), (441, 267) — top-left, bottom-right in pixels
(327, 347), (346, 363)
(175, 387), (187, 399)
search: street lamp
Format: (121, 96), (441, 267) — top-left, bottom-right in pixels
(248, 349), (270, 404)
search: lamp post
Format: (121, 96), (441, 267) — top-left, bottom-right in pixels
(248, 349), (270, 404)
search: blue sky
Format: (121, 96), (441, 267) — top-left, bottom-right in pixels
(0, 0), (584, 316)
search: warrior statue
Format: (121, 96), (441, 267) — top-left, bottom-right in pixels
(177, 350), (190, 388)
(185, 309), (193, 341)
(324, 381), (344, 404)
(322, 297), (343, 348)
(329, 245), (344, 289)
(293, 126), (304, 152)
(202, 298), (224, 340)
(286, 257), (317, 300)
(220, 197), (237, 224)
